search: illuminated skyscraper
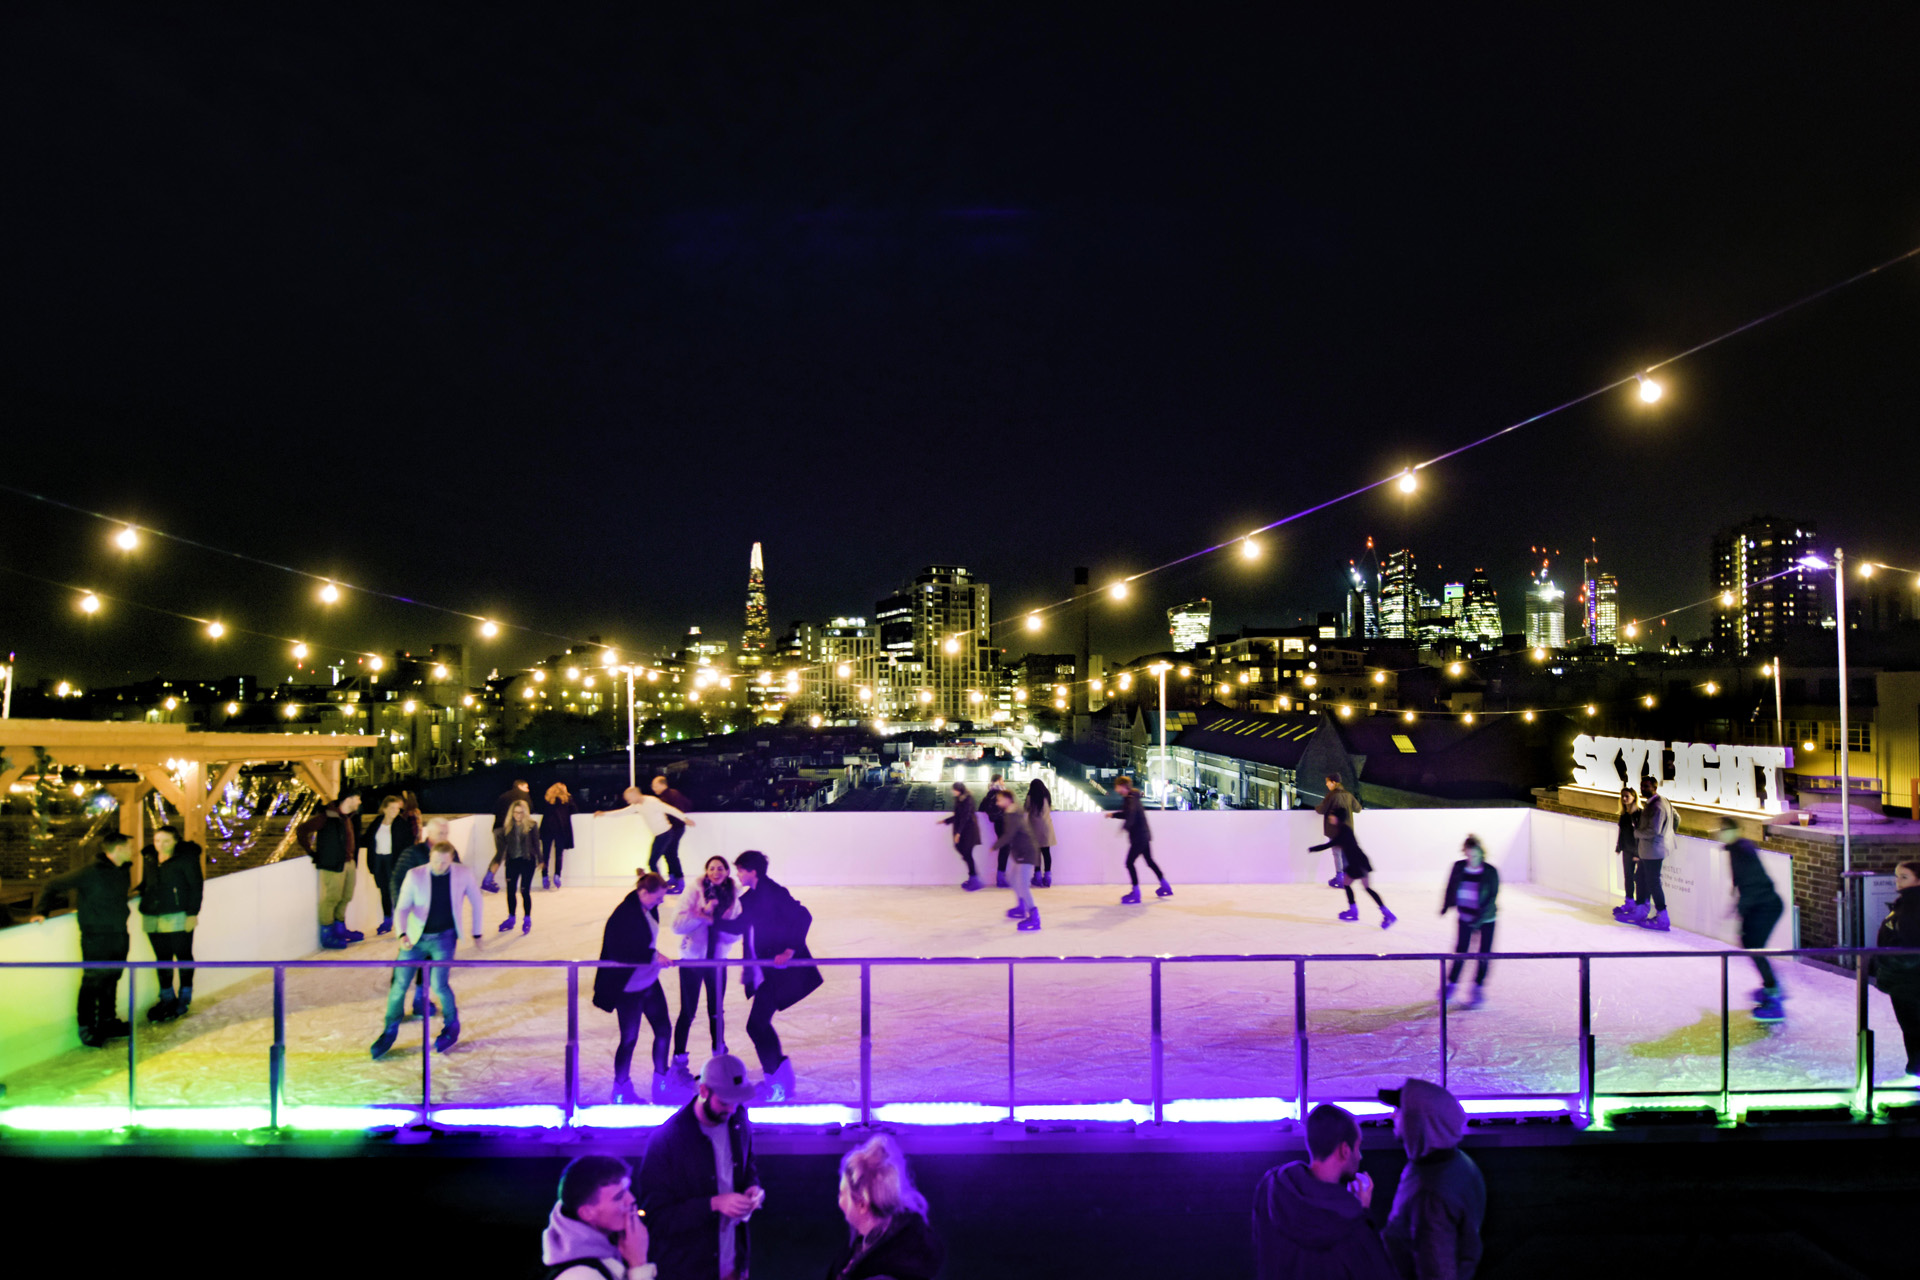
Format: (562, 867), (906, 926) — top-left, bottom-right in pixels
(1378, 548), (1416, 640)
(1525, 560), (1566, 650)
(874, 565), (992, 721)
(1462, 571), (1503, 641)
(1168, 599), (1212, 651)
(1345, 564), (1378, 639)
(742, 542), (770, 655)
(1711, 516), (1818, 657)
(1595, 573), (1620, 646)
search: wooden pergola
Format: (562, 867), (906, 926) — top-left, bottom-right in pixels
(0, 719), (379, 878)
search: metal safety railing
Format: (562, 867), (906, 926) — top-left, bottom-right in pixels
(4, 946), (1917, 1131)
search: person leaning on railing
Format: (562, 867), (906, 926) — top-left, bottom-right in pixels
(297, 792), (363, 950)
(1876, 860), (1920, 1082)
(1610, 786), (1641, 921)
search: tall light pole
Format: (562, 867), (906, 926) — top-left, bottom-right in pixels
(1800, 551), (1851, 877)
(625, 666), (637, 789)
(1148, 662), (1171, 804)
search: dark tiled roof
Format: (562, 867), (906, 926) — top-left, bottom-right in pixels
(1171, 705), (1322, 768)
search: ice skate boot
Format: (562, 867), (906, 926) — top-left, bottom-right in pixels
(753, 1058), (797, 1104)
(962, 875), (983, 892)
(610, 1077), (637, 1105)
(377, 916), (393, 936)
(434, 1022), (461, 1053)
(522, 916), (532, 934)
(1120, 887), (1143, 905)
(669, 1053), (696, 1089)
(667, 878), (685, 896)
(1006, 905), (1029, 919)
(1463, 985), (1486, 1009)
(481, 870), (499, 893)
(176, 985), (192, 1018)
(147, 993), (178, 1024)
(370, 1025), (399, 1060)
(1611, 899), (1636, 920)
(1621, 902), (1649, 925)
(1443, 981), (1457, 1005)
(541, 874), (551, 891)
(1018, 909), (1042, 931)
(995, 871), (1008, 889)
(553, 875), (562, 889)
(1338, 906), (1360, 922)
(498, 916), (517, 932)
(1380, 907), (1397, 930)
(343, 926), (365, 943)
(1635, 909), (1670, 932)
(321, 922), (350, 950)
(1155, 881), (1174, 898)
(1752, 988), (1786, 1023)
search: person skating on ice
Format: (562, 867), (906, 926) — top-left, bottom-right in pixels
(711, 850), (823, 1102)
(1716, 821), (1789, 1022)
(990, 790), (1043, 931)
(371, 839), (482, 1059)
(1610, 785), (1641, 920)
(1025, 776), (1057, 888)
(984, 773), (1013, 888)
(1440, 836), (1498, 1007)
(1315, 774), (1360, 888)
(938, 782), (984, 891)
(669, 855), (742, 1087)
(592, 871), (675, 1104)
(137, 825), (204, 1023)
(1627, 775), (1676, 930)
(1308, 806), (1396, 928)
(1107, 776), (1171, 904)
(597, 784), (699, 896)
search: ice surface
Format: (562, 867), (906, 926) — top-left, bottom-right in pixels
(4, 880), (1913, 1111)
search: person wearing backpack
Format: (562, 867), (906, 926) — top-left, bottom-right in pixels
(711, 849), (823, 1103)
(541, 1154), (655, 1280)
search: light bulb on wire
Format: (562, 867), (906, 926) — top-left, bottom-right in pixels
(292, 642), (309, 660)
(1397, 469), (1417, 494)
(1110, 581), (1129, 601)
(1241, 537), (1260, 559)
(480, 619), (499, 638)
(1636, 374), (1664, 404)
(318, 581), (340, 604)
(1026, 612), (1041, 632)
(79, 592), (101, 615)
(115, 526), (139, 551)
(206, 621), (225, 639)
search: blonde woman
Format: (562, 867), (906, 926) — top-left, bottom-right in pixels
(541, 782), (576, 890)
(828, 1135), (944, 1280)
(497, 798), (542, 935)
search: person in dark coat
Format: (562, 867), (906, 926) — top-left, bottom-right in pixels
(984, 775), (1012, 887)
(361, 794), (416, 936)
(30, 831), (137, 1047)
(1717, 821), (1788, 1023)
(541, 781), (576, 890)
(1310, 806), (1394, 928)
(137, 826), (205, 1023)
(1876, 860), (1920, 1079)
(637, 1053), (763, 1280)
(1107, 776), (1171, 905)
(938, 783), (983, 891)
(712, 849), (822, 1102)
(296, 793), (363, 948)
(592, 872), (675, 1104)
(828, 1134), (945, 1280)
(1253, 1103), (1396, 1280)
(1439, 836), (1498, 1008)
(1380, 1079), (1485, 1280)
(1610, 786), (1641, 920)
(484, 779), (532, 893)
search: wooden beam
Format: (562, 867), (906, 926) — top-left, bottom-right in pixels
(140, 767), (191, 812)
(205, 761), (241, 804)
(291, 760), (336, 803)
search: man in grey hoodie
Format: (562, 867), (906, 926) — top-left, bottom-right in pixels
(1253, 1103), (1398, 1279)
(542, 1154), (656, 1280)
(1379, 1078), (1485, 1280)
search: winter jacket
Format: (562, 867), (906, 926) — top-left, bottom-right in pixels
(360, 812), (417, 861)
(1614, 806), (1638, 856)
(1875, 886), (1920, 998)
(394, 863), (483, 946)
(593, 892), (665, 1011)
(497, 822), (542, 863)
(493, 787), (532, 831)
(33, 852), (133, 934)
(1252, 1160), (1398, 1280)
(715, 874), (824, 1009)
(137, 846), (204, 918)
(540, 800), (576, 848)
(657, 787), (692, 828)
(1318, 787), (1361, 837)
(944, 794), (981, 851)
(1381, 1080), (1485, 1280)
(391, 840), (433, 902)
(993, 809), (1040, 866)
(637, 1097), (759, 1280)
(1439, 862), (1499, 929)
(826, 1211), (946, 1280)
(1634, 794), (1677, 861)
(540, 1200), (656, 1280)
(1025, 795), (1056, 848)
(296, 805), (359, 872)
(1725, 838), (1782, 912)
(1110, 791), (1152, 845)
(984, 783), (1011, 836)
(671, 885), (742, 964)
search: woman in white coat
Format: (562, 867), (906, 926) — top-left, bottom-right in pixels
(668, 854), (743, 1085)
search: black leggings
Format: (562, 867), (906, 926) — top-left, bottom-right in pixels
(745, 981), (785, 1074)
(614, 982), (671, 1081)
(674, 965), (726, 1057)
(1741, 897), (1784, 989)
(369, 852), (398, 918)
(1619, 850), (1637, 899)
(1039, 845), (1053, 875)
(1125, 840), (1164, 888)
(1635, 859), (1667, 911)
(504, 860), (536, 917)
(957, 842), (979, 877)
(1449, 920), (1496, 984)
(1344, 883), (1387, 912)
(150, 930), (196, 992)
(1891, 993), (1920, 1074)
(540, 835), (566, 878)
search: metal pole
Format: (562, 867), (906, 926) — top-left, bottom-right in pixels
(1293, 958), (1308, 1121)
(1718, 954), (1730, 1119)
(1158, 669), (1168, 802)
(1855, 951), (1872, 1115)
(1438, 959), (1449, 1091)
(1006, 961), (1016, 1122)
(1150, 959), (1164, 1126)
(627, 669), (637, 789)
(1, 653), (14, 719)
(126, 961), (138, 1118)
(1577, 956), (1594, 1125)
(564, 964), (579, 1127)
(860, 962), (873, 1127)
(1771, 655), (1784, 748)
(421, 962), (434, 1118)
(270, 966), (286, 1132)
(1835, 549), (1851, 879)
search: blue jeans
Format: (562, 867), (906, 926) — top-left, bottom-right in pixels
(384, 929), (458, 1026)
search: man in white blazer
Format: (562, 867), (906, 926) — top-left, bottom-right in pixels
(372, 840), (483, 1058)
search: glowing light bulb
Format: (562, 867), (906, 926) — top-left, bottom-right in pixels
(480, 620), (499, 638)
(1624, 623), (1638, 639)
(1118, 673), (1132, 691)
(1025, 612), (1041, 632)
(1055, 685), (1068, 698)
(1637, 374), (1663, 404)
(1859, 562), (1875, 578)
(1241, 537), (1260, 559)
(583, 676), (595, 689)
(566, 667), (580, 680)
(835, 663), (852, 679)
(57, 682), (70, 696)
(1090, 679), (1103, 692)
(292, 642), (309, 660)
(225, 702), (239, 715)
(933, 717), (946, 730)
(319, 582), (339, 604)
(648, 670), (660, 683)
(115, 526), (139, 551)
(970, 690), (983, 704)
(601, 649), (617, 667)
(943, 636), (960, 655)
(918, 690), (933, 704)
(1586, 704), (1597, 716)
(757, 672), (772, 686)
(1704, 682), (1718, 695)
(403, 700), (418, 713)
(369, 656), (384, 672)
(533, 669), (546, 683)
(206, 621), (225, 639)
(1532, 647), (1547, 661)
(163, 697), (177, 711)
(1462, 712), (1475, 724)
(80, 592), (102, 614)
(1719, 591), (1735, 607)
(462, 695), (475, 707)
(1338, 705), (1351, 717)
(1015, 689), (1028, 702)
(1053, 698), (1066, 710)
(1643, 695), (1655, 708)
(1760, 664), (1772, 676)
(433, 664), (448, 679)
(1403, 710), (1415, 723)
(1375, 671), (1388, 683)
(1397, 469), (1416, 494)
(1523, 710), (1536, 722)
(809, 715), (822, 728)
(1448, 662), (1462, 676)
(284, 703), (300, 718)
(858, 687), (872, 702)
(1110, 581), (1129, 601)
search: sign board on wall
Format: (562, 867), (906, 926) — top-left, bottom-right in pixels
(1570, 735), (1791, 814)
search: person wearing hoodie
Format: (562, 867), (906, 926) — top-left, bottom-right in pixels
(1439, 837), (1499, 1009)
(542, 1154), (656, 1280)
(137, 826), (204, 1023)
(1875, 860), (1920, 1080)
(1628, 776), (1677, 930)
(1379, 1079), (1485, 1280)
(637, 1053), (763, 1280)
(938, 782), (984, 891)
(1252, 1103), (1397, 1280)
(1716, 821), (1788, 1023)
(828, 1134), (945, 1280)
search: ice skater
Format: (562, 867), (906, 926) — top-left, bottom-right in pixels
(371, 840), (482, 1059)
(1610, 785), (1641, 920)
(712, 850), (823, 1102)
(990, 789), (1043, 931)
(137, 826), (204, 1024)
(1107, 777), (1171, 904)
(591, 870), (675, 1104)
(1440, 835), (1498, 1007)
(1309, 806), (1395, 928)
(1025, 776), (1057, 889)
(1315, 774), (1360, 886)
(939, 782), (984, 891)
(1627, 776), (1676, 930)
(669, 855), (741, 1085)
(1877, 861), (1920, 1081)
(1714, 822), (1788, 1023)
(496, 797), (541, 935)
(985, 774), (1013, 887)
(30, 831), (136, 1047)
(596, 783), (699, 895)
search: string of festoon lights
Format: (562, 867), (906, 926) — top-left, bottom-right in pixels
(5, 241), (1916, 695)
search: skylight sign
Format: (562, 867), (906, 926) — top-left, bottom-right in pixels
(1569, 734), (1791, 814)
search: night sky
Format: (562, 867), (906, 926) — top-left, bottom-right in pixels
(5, 9), (1918, 688)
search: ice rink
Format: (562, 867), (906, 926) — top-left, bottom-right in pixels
(5, 877), (1914, 1112)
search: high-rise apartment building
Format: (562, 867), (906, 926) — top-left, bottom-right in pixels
(874, 565), (993, 721)
(1462, 571), (1503, 641)
(1711, 516), (1819, 657)
(1345, 565), (1378, 640)
(1595, 573), (1620, 646)
(1168, 599), (1212, 651)
(1524, 561), (1566, 650)
(1378, 548), (1416, 640)
(794, 616), (877, 721)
